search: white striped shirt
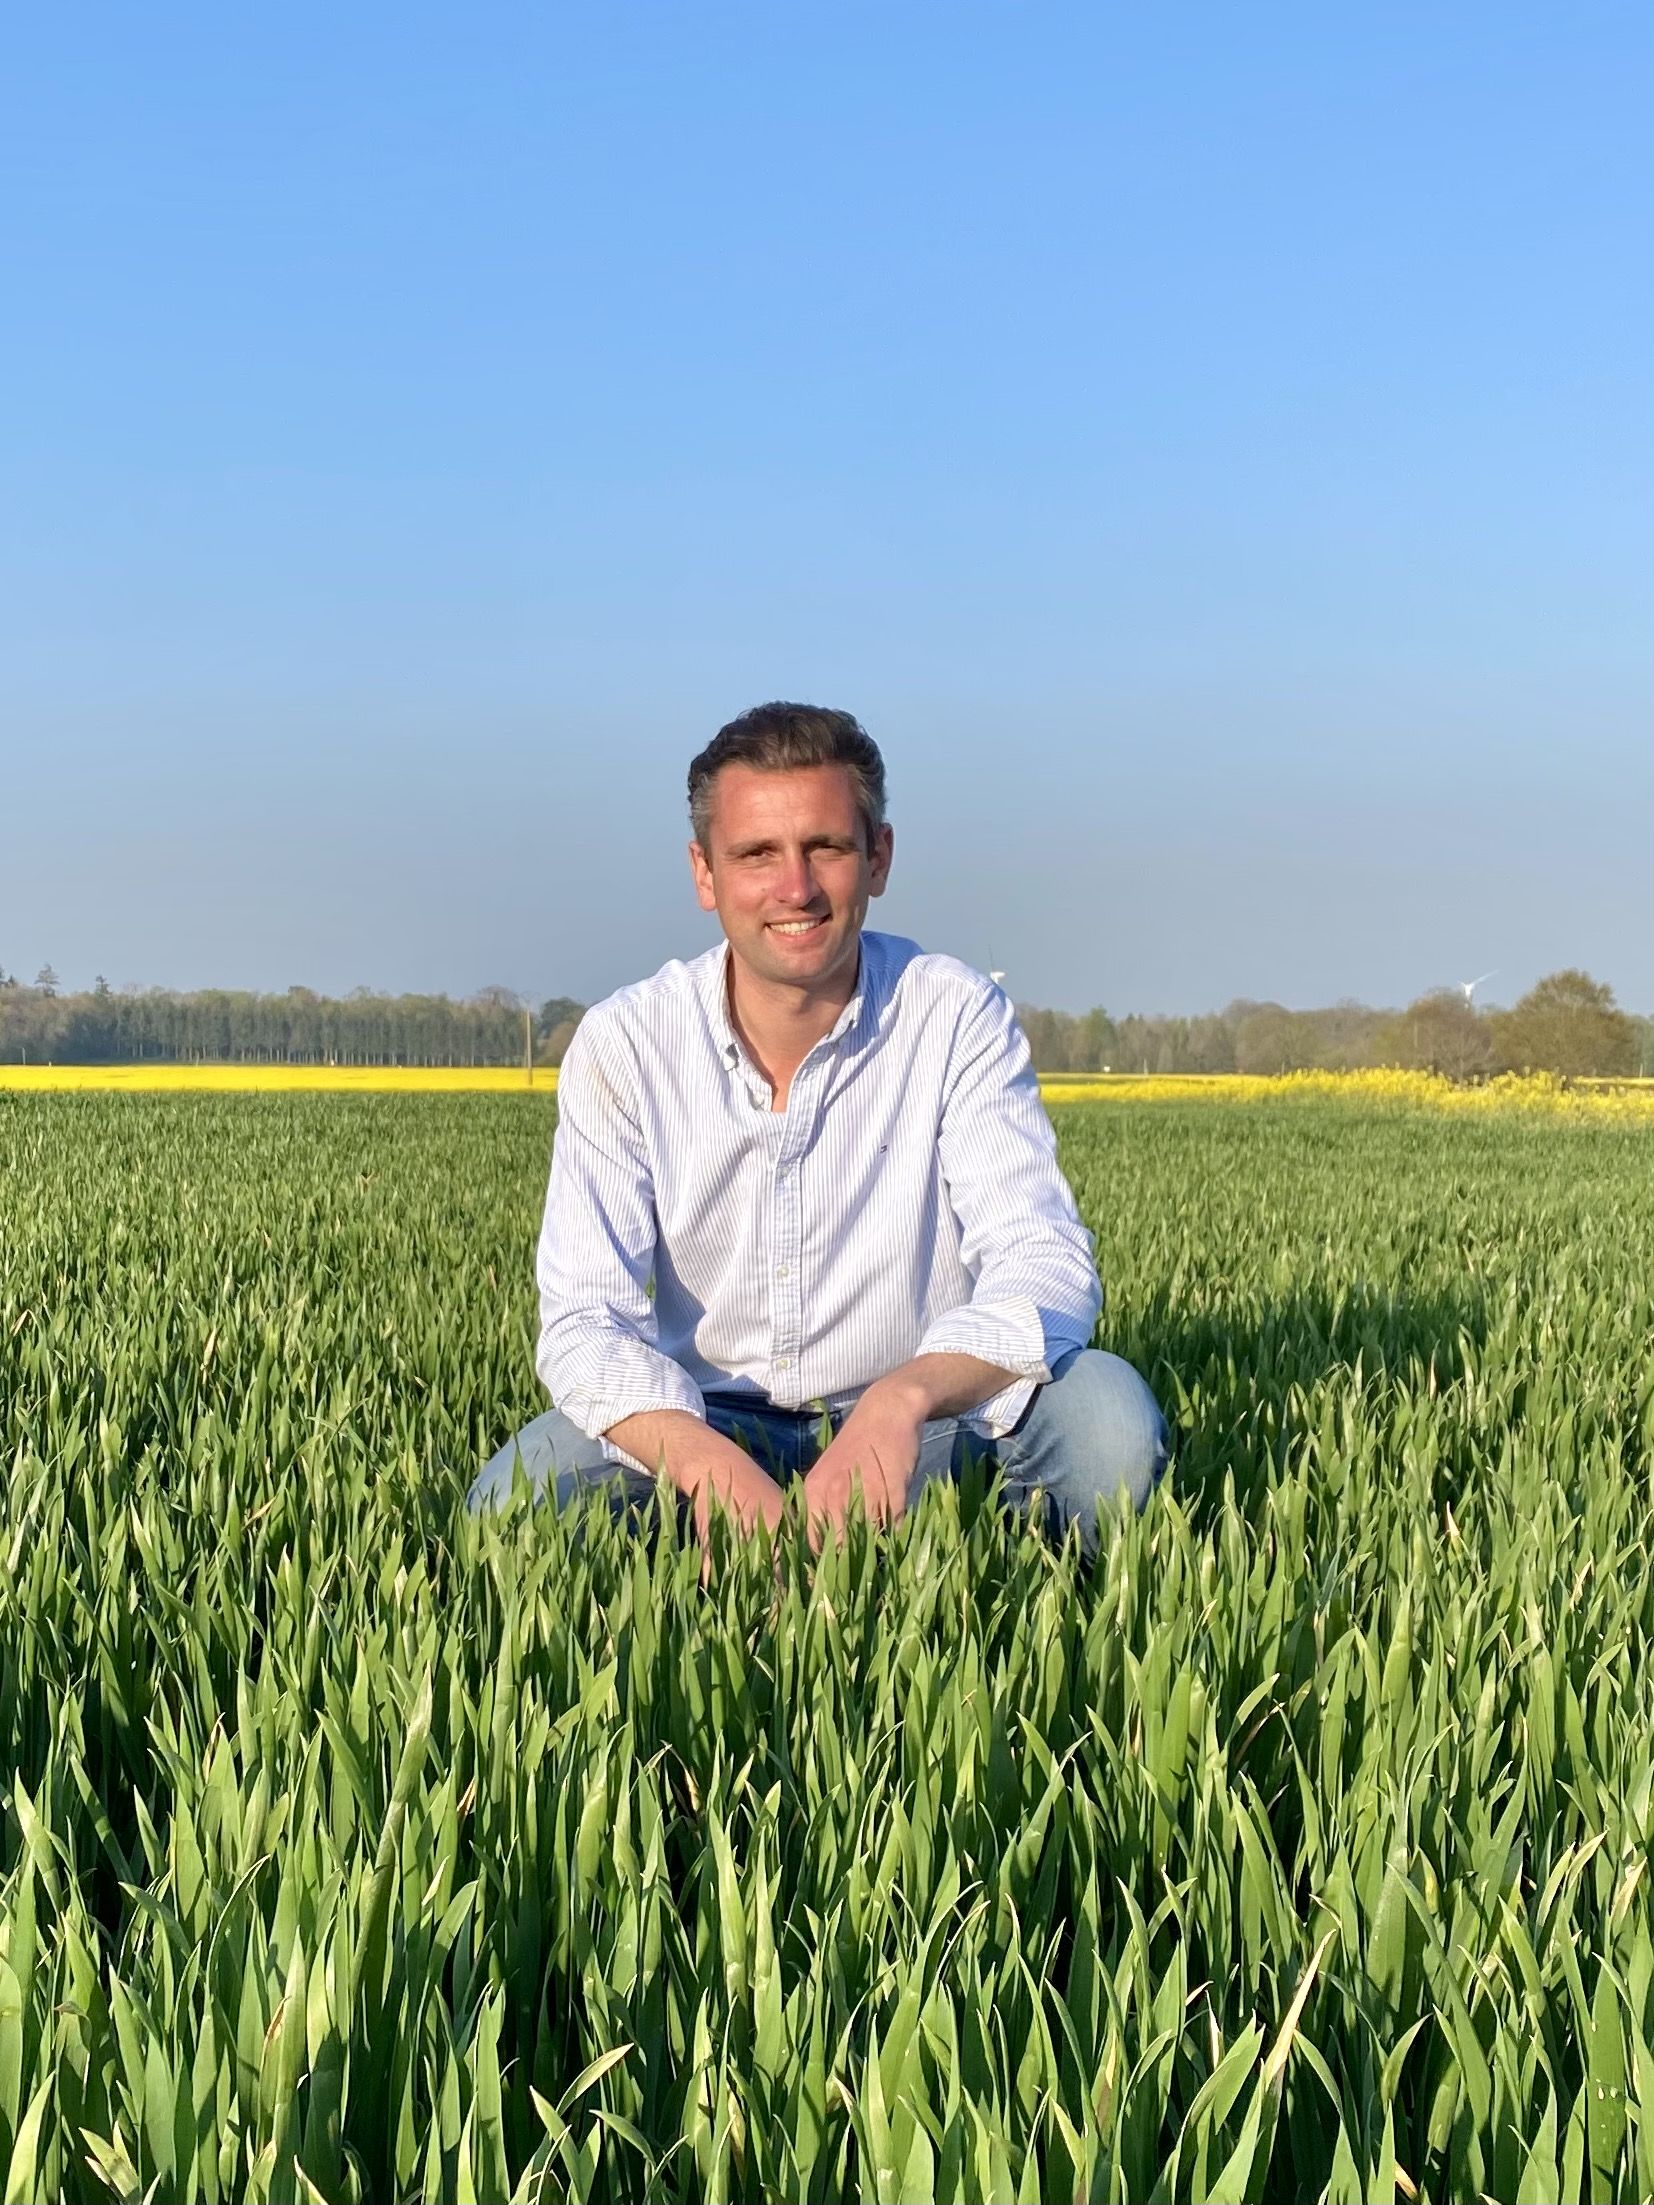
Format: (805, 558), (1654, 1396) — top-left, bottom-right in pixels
(536, 930), (1103, 1465)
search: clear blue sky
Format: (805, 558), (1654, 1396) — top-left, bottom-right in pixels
(4, 2), (1650, 1014)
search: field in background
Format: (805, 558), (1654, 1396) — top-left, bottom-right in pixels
(2, 1092), (1653, 2200)
(0, 1062), (554, 1093)
(5, 1060), (1654, 1121)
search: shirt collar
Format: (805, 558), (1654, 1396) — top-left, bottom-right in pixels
(698, 932), (882, 1074)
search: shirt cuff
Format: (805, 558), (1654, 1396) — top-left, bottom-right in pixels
(558, 1374), (709, 1474)
(963, 1374), (1040, 1439)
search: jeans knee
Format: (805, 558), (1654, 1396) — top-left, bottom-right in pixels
(468, 1406), (609, 1515)
(1036, 1348), (1169, 1518)
(467, 1426), (543, 1515)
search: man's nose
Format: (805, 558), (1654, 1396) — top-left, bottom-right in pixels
(774, 851), (816, 904)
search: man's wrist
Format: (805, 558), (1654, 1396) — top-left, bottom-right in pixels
(864, 1351), (1024, 1425)
(861, 1366), (936, 1424)
(604, 1407), (743, 1496)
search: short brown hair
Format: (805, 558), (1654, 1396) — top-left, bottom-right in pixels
(688, 702), (887, 850)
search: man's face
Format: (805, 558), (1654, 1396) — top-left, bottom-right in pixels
(689, 762), (894, 997)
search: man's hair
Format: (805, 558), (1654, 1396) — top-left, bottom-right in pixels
(688, 702), (887, 851)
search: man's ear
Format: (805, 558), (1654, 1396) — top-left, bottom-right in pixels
(689, 838), (718, 913)
(868, 822), (894, 898)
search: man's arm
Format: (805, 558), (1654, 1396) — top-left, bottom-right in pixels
(538, 1017), (783, 1528)
(908, 977), (1102, 1430)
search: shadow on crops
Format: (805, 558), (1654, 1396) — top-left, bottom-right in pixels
(450, 1269), (1495, 1547)
(1121, 1274), (1492, 1516)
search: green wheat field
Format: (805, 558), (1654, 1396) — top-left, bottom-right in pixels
(2, 1093), (1652, 2203)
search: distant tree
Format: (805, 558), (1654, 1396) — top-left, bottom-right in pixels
(1018, 1006), (1094, 1073)
(1392, 990), (1494, 1080)
(35, 964), (58, 997)
(536, 996), (587, 1047)
(1233, 1004), (1301, 1074)
(1491, 969), (1637, 1078)
(1185, 1014), (1237, 1073)
(1016, 1006), (1061, 1072)
(541, 1018), (583, 1067)
(1110, 1013), (1160, 1074)
(1312, 998), (1393, 1071)
(1073, 1007), (1116, 1071)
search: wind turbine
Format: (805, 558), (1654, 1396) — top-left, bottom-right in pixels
(1458, 970), (1497, 1006)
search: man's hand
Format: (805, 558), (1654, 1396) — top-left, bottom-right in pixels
(802, 1352), (1027, 1544)
(603, 1408), (785, 1545)
(802, 1374), (929, 1542)
(688, 1447), (787, 1545)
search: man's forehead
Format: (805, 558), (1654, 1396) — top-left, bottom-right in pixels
(705, 760), (863, 837)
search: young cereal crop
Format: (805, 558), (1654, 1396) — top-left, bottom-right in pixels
(0, 1093), (1651, 2202)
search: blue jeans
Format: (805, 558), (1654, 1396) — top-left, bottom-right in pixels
(467, 1348), (1169, 1555)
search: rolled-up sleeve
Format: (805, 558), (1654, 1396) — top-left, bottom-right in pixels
(915, 982), (1103, 1434)
(536, 1014), (707, 1466)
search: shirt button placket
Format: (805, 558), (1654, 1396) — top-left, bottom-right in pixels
(771, 1067), (812, 1387)
(772, 1158), (799, 1381)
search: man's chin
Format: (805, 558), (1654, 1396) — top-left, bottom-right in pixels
(748, 923), (854, 984)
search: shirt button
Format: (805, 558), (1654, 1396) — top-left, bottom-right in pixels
(776, 1356), (792, 1369)
(776, 1264), (789, 1278)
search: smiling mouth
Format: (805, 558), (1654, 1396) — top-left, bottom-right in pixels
(768, 916), (828, 936)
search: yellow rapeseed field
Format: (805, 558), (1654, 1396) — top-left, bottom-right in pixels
(2, 1061), (1651, 1119)
(1039, 1067), (1654, 1123)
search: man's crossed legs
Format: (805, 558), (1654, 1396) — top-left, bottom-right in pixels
(468, 1347), (1168, 1556)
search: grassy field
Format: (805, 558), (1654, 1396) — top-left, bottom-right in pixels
(2, 1093), (1652, 2201)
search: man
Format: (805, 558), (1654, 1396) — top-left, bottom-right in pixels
(468, 703), (1168, 1548)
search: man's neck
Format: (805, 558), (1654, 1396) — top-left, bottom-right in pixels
(726, 942), (863, 1105)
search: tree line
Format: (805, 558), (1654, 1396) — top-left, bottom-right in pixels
(1019, 970), (1650, 1080)
(1, 964), (1646, 1079)
(0, 971), (588, 1068)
